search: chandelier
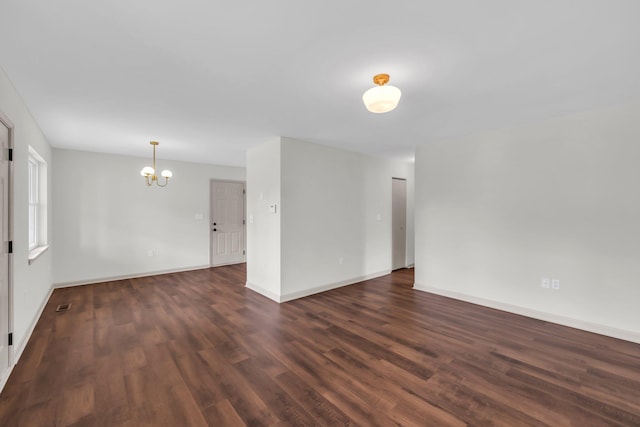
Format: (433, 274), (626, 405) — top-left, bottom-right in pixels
(140, 141), (173, 187)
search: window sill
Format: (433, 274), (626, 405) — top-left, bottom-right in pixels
(28, 245), (49, 264)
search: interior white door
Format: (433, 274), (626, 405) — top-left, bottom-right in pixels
(392, 178), (407, 270)
(210, 180), (246, 266)
(0, 120), (10, 378)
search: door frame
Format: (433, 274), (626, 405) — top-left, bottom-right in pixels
(209, 179), (246, 267)
(0, 110), (14, 372)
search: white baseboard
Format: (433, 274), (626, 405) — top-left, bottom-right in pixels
(13, 286), (54, 364)
(1, 285), (54, 393)
(53, 265), (211, 288)
(211, 259), (246, 268)
(413, 283), (640, 344)
(0, 361), (14, 393)
(245, 281), (281, 302)
(247, 270), (391, 303)
(280, 270), (391, 302)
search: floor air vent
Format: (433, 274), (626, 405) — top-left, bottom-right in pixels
(56, 303), (72, 312)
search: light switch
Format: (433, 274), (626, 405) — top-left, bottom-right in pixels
(194, 213), (204, 220)
(249, 214), (254, 224)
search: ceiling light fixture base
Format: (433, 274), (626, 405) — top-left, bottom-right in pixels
(373, 73), (390, 86)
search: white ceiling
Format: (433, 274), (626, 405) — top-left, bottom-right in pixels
(1, 1), (639, 167)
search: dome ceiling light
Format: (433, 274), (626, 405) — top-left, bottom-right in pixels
(362, 73), (401, 113)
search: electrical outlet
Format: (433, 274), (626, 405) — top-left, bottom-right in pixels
(551, 279), (560, 290)
(541, 277), (550, 289)
(338, 257), (344, 265)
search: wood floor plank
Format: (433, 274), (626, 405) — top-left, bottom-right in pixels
(273, 370), (354, 427)
(173, 351), (227, 409)
(202, 399), (247, 427)
(197, 347), (281, 426)
(59, 382), (94, 426)
(1, 264), (639, 426)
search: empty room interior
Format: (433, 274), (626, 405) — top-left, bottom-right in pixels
(1, 1), (640, 426)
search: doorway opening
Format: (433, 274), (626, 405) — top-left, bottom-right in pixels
(392, 177), (407, 271)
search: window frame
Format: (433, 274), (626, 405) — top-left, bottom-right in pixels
(28, 146), (48, 263)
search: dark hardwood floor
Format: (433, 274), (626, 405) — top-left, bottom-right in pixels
(1, 265), (639, 426)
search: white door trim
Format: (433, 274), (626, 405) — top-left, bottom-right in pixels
(0, 110), (14, 378)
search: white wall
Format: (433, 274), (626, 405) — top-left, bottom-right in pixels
(53, 148), (245, 285)
(414, 104), (640, 343)
(247, 137), (414, 302)
(246, 139), (281, 300)
(0, 66), (53, 362)
(405, 162), (415, 267)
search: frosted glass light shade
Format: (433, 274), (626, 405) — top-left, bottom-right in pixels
(140, 166), (155, 176)
(362, 85), (402, 113)
(161, 170), (173, 178)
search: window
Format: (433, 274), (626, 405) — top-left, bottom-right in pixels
(28, 146), (48, 262)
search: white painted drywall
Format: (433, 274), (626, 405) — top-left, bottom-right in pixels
(404, 162), (415, 267)
(414, 104), (640, 342)
(246, 139), (281, 300)
(0, 66), (53, 360)
(246, 137), (414, 302)
(52, 148), (245, 285)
